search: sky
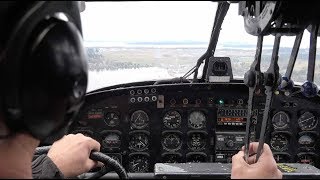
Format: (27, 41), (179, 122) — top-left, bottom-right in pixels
(80, 1), (315, 48)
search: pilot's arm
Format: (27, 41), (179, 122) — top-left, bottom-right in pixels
(32, 133), (101, 179)
(231, 142), (283, 179)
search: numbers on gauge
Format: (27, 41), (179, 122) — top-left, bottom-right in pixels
(163, 110), (182, 129)
(104, 112), (120, 127)
(101, 132), (121, 149)
(187, 132), (207, 151)
(129, 132), (149, 151)
(272, 111), (290, 130)
(188, 111), (206, 129)
(162, 133), (182, 151)
(128, 154), (149, 173)
(130, 110), (149, 129)
(298, 112), (318, 131)
(270, 133), (289, 151)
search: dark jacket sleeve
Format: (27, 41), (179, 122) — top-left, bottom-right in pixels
(32, 154), (65, 179)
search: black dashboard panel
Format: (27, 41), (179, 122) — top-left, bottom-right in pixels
(68, 82), (320, 173)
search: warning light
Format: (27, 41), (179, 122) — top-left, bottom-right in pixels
(218, 99), (224, 105)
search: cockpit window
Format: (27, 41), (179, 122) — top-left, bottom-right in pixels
(81, 1), (320, 92)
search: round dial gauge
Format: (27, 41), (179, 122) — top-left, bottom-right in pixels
(130, 110), (149, 129)
(162, 133), (182, 151)
(129, 132), (149, 151)
(298, 112), (318, 131)
(104, 112), (120, 127)
(102, 132), (121, 149)
(298, 134), (315, 147)
(297, 153), (316, 165)
(270, 133), (289, 151)
(186, 153), (207, 163)
(188, 111), (206, 129)
(162, 153), (182, 163)
(187, 132), (206, 151)
(128, 154), (149, 173)
(273, 153), (291, 163)
(163, 110), (182, 129)
(272, 111), (290, 130)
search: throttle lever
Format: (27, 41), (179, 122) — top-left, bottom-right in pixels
(279, 31), (304, 92)
(243, 35), (263, 163)
(256, 33), (282, 162)
(302, 24), (319, 98)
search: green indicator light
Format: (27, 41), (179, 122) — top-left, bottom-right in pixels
(219, 99), (224, 105)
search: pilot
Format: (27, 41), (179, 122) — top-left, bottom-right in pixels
(0, 1), (101, 178)
(231, 142), (283, 179)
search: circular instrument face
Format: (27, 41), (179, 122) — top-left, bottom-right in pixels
(163, 110), (182, 129)
(270, 133), (289, 151)
(298, 134), (315, 147)
(130, 110), (149, 129)
(102, 132), (121, 149)
(186, 153), (207, 163)
(273, 153), (291, 163)
(272, 111), (290, 130)
(162, 133), (182, 151)
(187, 132), (206, 151)
(162, 153), (182, 163)
(128, 154), (149, 173)
(298, 112), (318, 131)
(188, 111), (206, 129)
(104, 112), (120, 127)
(129, 132), (149, 151)
(297, 153), (316, 165)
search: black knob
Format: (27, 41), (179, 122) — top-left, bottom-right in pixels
(226, 140), (234, 148)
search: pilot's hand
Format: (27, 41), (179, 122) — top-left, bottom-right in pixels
(231, 142), (282, 179)
(47, 133), (101, 177)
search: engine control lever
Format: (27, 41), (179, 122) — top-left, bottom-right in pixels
(256, 34), (281, 162)
(243, 35), (263, 163)
(279, 31), (304, 92)
(302, 24), (319, 98)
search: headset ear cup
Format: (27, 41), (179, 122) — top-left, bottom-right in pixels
(20, 19), (87, 140)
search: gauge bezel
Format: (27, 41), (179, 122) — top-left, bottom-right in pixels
(161, 131), (183, 152)
(272, 111), (290, 130)
(128, 152), (150, 173)
(298, 111), (318, 131)
(128, 130), (150, 152)
(270, 132), (290, 152)
(104, 111), (120, 127)
(130, 110), (149, 129)
(187, 110), (207, 129)
(163, 110), (182, 129)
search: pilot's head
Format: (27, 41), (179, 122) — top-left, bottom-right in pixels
(0, 1), (88, 141)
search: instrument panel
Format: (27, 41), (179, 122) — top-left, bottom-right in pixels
(68, 83), (320, 173)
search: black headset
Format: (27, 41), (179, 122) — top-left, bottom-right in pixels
(0, 1), (88, 140)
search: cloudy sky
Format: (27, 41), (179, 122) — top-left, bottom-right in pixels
(80, 1), (314, 48)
